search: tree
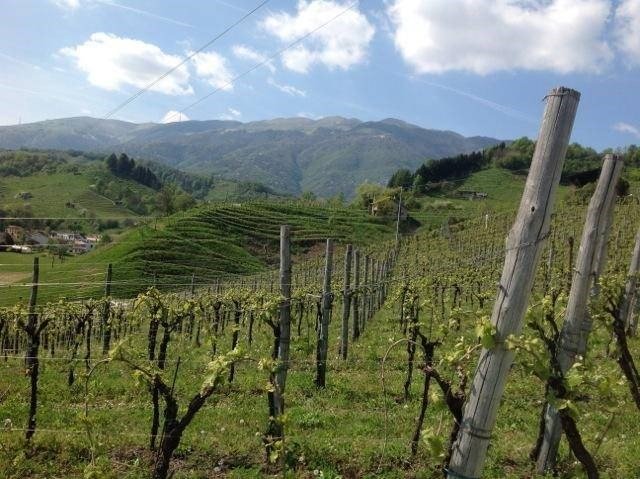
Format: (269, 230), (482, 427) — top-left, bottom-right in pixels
(117, 153), (134, 176)
(388, 169), (414, 189)
(156, 185), (177, 216)
(106, 153), (118, 172)
(413, 174), (426, 194)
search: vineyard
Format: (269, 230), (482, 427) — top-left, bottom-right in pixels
(2, 88), (640, 479)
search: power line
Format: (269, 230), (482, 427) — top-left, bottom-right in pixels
(103, 0), (271, 120)
(162, 0), (361, 123)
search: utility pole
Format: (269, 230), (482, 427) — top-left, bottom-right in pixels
(395, 188), (403, 248)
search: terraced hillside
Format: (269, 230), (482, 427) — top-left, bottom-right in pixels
(0, 201), (392, 304)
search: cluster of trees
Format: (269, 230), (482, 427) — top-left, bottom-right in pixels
(0, 150), (76, 177)
(388, 139), (640, 197)
(105, 153), (161, 190)
(388, 151), (489, 194)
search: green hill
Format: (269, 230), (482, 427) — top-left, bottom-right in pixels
(0, 201), (392, 305)
(0, 116), (500, 197)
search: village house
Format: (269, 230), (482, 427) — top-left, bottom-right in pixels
(26, 232), (49, 246)
(456, 190), (488, 200)
(53, 231), (83, 242)
(370, 197), (408, 220)
(72, 238), (94, 254)
(5, 225), (24, 242)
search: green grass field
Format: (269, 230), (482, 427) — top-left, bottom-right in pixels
(0, 172), (145, 219)
(410, 168), (573, 231)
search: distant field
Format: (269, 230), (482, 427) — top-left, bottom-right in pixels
(411, 168), (570, 231)
(0, 172), (140, 218)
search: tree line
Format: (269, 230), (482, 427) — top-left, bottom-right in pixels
(387, 139), (640, 194)
(105, 153), (161, 190)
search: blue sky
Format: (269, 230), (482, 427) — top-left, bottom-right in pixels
(1, 0), (639, 150)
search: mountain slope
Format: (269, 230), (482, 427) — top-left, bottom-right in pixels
(0, 116), (500, 197)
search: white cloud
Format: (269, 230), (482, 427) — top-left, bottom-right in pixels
(61, 33), (193, 95)
(51, 0), (194, 27)
(267, 77), (307, 97)
(614, 122), (640, 138)
(387, 0), (613, 75)
(232, 44), (276, 73)
(51, 0), (80, 9)
(614, 0), (640, 66)
(261, 0), (375, 73)
(219, 108), (242, 120)
(161, 110), (190, 123)
(190, 51), (234, 91)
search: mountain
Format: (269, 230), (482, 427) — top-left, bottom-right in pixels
(0, 116), (500, 197)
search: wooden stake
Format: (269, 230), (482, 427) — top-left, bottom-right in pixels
(315, 239), (334, 387)
(340, 245), (353, 360)
(447, 86), (580, 479)
(536, 154), (623, 472)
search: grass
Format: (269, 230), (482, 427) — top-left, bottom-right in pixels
(410, 168), (569, 231)
(0, 172), (143, 219)
(0, 287), (638, 478)
(1, 196), (640, 478)
(0, 201), (392, 305)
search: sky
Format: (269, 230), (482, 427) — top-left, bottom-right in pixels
(0, 0), (639, 150)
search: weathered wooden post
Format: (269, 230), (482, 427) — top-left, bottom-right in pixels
(447, 87), (581, 479)
(101, 263), (113, 355)
(362, 255), (369, 327)
(274, 225), (292, 432)
(352, 249), (361, 341)
(25, 257), (40, 441)
(622, 228), (640, 331)
(536, 154), (623, 472)
(340, 244), (353, 360)
(316, 239), (334, 387)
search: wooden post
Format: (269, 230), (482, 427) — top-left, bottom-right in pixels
(536, 153), (623, 472)
(447, 86), (580, 479)
(352, 250), (360, 341)
(395, 188), (403, 248)
(316, 239), (334, 387)
(363, 255), (369, 326)
(274, 225), (291, 423)
(623, 228), (640, 332)
(101, 263), (113, 356)
(25, 257), (40, 440)
(340, 245), (353, 360)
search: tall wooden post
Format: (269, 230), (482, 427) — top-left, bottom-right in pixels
(101, 263), (113, 355)
(340, 245), (353, 360)
(623, 228), (640, 332)
(274, 225), (292, 421)
(395, 188), (403, 248)
(363, 255), (369, 326)
(316, 239), (334, 387)
(536, 153), (623, 472)
(25, 257), (39, 441)
(352, 250), (360, 341)
(447, 87), (580, 479)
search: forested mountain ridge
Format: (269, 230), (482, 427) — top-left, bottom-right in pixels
(0, 116), (500, 197)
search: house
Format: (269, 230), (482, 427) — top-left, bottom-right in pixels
(26, 232), (49, 246)
(53, 231), (83, 242)
(85, 234), (101, 244)
(72, 239), (93, 254)
(5, 225), (24, 242)
(456, 190), (488, 200)
(371, 197), (408, 220)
